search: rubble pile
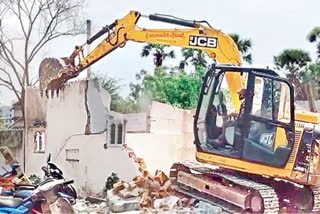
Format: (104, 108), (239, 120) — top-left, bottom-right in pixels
(73, 149), (223, 213)
(73, 198), (108, 214)
(126, 147), (147, 174)
(113, 170), (173, 207)
(108, 170), (198, 213)
(101, 147), (200, 213)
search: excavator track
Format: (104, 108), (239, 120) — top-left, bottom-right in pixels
(170, 161), (279, 214)
(212, 171), (279, 213)
(174, 183), (241, 213)
(312, 186), (320, 213)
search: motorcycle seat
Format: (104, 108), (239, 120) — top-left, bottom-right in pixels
(14, 190), (32, 199)
(16, 185), (36, 191)
(0, 197), (23, 208)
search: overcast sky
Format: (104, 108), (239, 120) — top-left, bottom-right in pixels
(1, 0), (320, 105)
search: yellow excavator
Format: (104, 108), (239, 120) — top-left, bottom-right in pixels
(39, 11), (320, 213)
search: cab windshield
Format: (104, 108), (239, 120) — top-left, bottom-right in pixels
(195, 66), (294, 167)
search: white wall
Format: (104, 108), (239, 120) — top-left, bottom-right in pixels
(24, 80), (140, 195)
(126, 101), (196, 175)
(57, 134), (140, 195)
(296, 100), (320, 112)
(126, 133), (196, 174)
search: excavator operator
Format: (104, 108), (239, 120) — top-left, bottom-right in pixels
(208, 88), (249, 149)
(237, 88), (248, 118)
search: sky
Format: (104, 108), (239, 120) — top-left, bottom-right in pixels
(1, 0), (320, 105)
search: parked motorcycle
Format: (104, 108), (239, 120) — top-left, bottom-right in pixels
(0, 179), (75, 214)
(35, 179), (76, 214)
(0, 154), (77, 213)
(40, 154), (77, 201)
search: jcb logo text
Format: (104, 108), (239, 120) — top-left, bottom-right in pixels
(189, 36), (217, 48)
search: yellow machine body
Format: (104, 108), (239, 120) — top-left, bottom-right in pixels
(39, 11), (320, 188)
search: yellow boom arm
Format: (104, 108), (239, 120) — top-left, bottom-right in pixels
(39, 11), (244, 110)
(78, 11), (241, 70)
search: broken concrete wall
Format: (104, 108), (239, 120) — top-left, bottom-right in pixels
(24, 79), (140, 195)
(124, 113), (148, 133)
(126, 133), (195, 174)
(61, 134), (139, 195)
(0, 129), (24, 165)
(126, 101), (196, 174)
(149, 102), (188, 134)
(85, 80), (109, 134)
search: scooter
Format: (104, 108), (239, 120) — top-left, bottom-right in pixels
(5, 154), (76, 200)
(40, 153), (77, 201)
(0, 154), (77, 213)
(0, 179), (75, 214)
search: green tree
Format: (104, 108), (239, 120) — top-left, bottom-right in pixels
(179, 48), (208, 69)
(96, 74), (143, 113)
(111, 98), (141, 114)
(134, 44), (210, 109)
(274, 49), (311, 100)
(139, 65), (205, 109)
(129, 69), (147, 100)
(307, 27), (320, 62)
(303, 63), (320, 82)
(141, 44), (175, 67)
(304, 63), (320, 102)
(229, 33), (253, 64)
(96, 74), (122, 111)
(98, 75), (122, 99)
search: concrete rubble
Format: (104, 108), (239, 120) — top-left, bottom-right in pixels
(0, 143), (223, 213)
(73, 199), (108, 213)
(73, 191), (223, 214)
(73, 167), (224, 214)
(72, 148), (223, 213)
(107, 169), (175, 212)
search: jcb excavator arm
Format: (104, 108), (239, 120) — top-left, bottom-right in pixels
(39, 11), (244, 109)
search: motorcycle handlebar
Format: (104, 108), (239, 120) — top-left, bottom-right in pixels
(63, 180), (74, 185)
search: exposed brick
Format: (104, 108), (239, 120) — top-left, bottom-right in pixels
(112, 181), (125, 194)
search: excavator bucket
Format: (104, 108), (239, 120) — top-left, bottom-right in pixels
(39, 57), (75, 91)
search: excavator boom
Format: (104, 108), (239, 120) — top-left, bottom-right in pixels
(39, 11), (244, 110)
(38, 11), (320, 213)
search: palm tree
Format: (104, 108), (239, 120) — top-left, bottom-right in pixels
(179, 48), (208, 69)
(274, 49), (311, 100)
(307, 26), (320, 62)
(141, 44), (175, 67)
(229, 33), (253, 64)
(274, 49), (311, 74)
(306, 63), (320, 82)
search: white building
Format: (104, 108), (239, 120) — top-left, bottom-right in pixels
(0, 105), (14, 128)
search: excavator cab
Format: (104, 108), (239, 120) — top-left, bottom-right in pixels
(195, 65), (295, 168)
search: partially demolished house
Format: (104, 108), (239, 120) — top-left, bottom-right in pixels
(5, 79), (141, 195)
(0, 77), (199, 197)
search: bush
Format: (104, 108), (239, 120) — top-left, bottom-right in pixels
(29, 174), (41, 185)
(104, 172), (120, 192)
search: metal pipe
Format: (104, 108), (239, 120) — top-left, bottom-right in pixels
(148, 14), (196, 28)
(86, 21), (117, 45)
(86, 20), (92, 78)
